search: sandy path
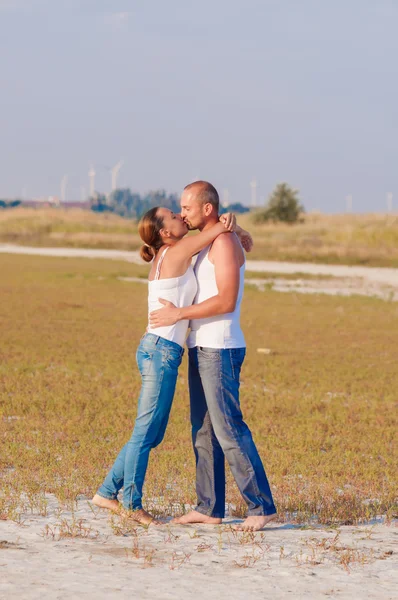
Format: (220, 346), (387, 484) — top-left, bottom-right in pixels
(1, 243), (398, 301)
(1, 243), (397, 284)
(0, 243), (145, 265)
(0, 495), (396, 600)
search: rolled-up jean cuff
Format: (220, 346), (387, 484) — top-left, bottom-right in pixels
(96, 489), (118, 500)
(247, 506), (277, 517)
(195, 505), (224, 519)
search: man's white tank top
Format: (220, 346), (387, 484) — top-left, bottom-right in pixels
(147, 247), (198, 348)
(186, 244), (246, 349)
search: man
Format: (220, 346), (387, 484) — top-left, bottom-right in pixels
(149, 181), (276, 531)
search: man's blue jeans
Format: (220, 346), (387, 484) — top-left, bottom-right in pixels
(97, 333), (184, 510)
(189, 346), (276, 518)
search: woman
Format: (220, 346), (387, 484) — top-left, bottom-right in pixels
(92, 206), (248, 525)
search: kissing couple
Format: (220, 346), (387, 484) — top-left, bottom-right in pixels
(92, 181), (276, 532)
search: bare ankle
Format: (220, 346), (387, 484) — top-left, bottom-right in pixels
(92, 494), (120, 512)
(172, 510), (222, 525)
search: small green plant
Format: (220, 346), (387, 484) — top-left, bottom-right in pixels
(40, 517), (99, 540)
(169, 551), (191, 570)
(195, 542), (214, 552)
(252, 183), (304, 224)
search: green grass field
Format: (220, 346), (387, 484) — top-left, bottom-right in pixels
(0, 254), (397, 524)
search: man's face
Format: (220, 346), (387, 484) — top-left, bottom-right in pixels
(180, 190), (205, 230)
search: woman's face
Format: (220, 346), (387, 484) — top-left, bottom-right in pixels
(157, 208), (188, 241)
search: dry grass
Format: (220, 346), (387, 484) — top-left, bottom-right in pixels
(2, 207), (398, 266)
(0, 254), (397, 526)
(0, 207), (141, 250)
(238, 211), (398, 265)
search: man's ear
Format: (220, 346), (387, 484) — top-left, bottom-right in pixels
(203, 203), (213, 217)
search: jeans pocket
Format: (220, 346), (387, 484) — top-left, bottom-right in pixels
(229, 348), (245, 380)
(198, 347), (221, 358)
(161, 345), (183, 369)
(136, 347), (153, 375)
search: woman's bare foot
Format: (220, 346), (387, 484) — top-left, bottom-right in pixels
(233, 513), (276, 531)
(123, 508), (161, 526)
(172, 510), (222, 525)
(91, 494), (120, 512)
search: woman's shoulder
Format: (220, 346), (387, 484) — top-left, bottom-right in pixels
(148, 245), (168, 280)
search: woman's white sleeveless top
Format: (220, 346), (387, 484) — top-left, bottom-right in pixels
(147, 247), (198, 348)
(186, 245), (246, 349)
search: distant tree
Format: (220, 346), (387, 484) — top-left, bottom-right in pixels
(90, 193), (114, 213)
(9, 200), (21, 208)
(252, 183), (304, 224)
(90, 188), (181, 219)
(107, 189), (142, 218)
(142, 190), (180, 215)
(0, 199), (21, 209)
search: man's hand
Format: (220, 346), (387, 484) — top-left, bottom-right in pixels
(149, 299), (180, 328)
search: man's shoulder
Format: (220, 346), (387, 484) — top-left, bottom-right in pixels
(210, 232), (241, 264)
(212, 232), (237, 250)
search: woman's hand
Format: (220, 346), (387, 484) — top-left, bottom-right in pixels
(235, 225), (254, 252)
(219, 212), (236, 231)
(220, 214), (253, 251)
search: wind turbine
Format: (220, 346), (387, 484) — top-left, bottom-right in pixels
(88, 164), (96, 198)
(111, 160), (124, 192)
(250, 178), (257, 207)
(60, 175), (68, 203)
(222, 188), (230, 207)
(387, 192), (393, 212)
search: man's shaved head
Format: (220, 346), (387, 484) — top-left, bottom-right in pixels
(180, 180), (220, 231)
(183, 181), (219, 212)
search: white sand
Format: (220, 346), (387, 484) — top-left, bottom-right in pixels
(243, 276), (398, 301)
(118, 275), (398, 302)
(0, 242), (397, 283)
(0, 244), (145, 265)
(1, 496), (396, 599)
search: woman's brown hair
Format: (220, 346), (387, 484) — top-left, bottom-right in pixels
(138, 207), (165, 262)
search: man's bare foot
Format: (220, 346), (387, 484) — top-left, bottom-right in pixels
(233, 513), (276, 531)
(172, 510), (222, 525)
(91, 494), (120, 512)
(123, 508), (161, 526)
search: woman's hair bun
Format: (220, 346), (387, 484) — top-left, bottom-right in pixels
(140, 244), (154, 262)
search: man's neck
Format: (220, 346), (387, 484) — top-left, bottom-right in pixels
(199, 216), (219, 232)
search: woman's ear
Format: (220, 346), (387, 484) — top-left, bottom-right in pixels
(159, 228), (170, 239)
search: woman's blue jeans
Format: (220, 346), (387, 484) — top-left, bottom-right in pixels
(97, 333), (184, 511)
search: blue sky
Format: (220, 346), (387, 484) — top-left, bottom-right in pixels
(0, 0), (397, 211)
